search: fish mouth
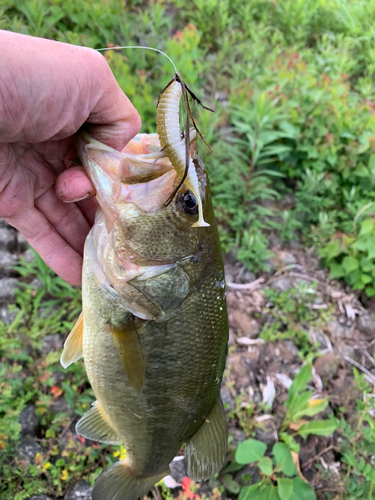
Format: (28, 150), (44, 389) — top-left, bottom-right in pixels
(76, 131), (180, 217)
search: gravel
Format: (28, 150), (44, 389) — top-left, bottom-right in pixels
(64, 480), (92, 500)
(0, 277), (19, 302)
(19, 404), (39, 436)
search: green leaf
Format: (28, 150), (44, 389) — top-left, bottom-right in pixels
(222, 474), (240, 494)
(287, 365), (312, 401)
(239, 484), (261, 500)
(292, 398), (328, 421)
(291, 478), (316, 500)
(273, 443), (297, 476)
(261, 484), (280, 500)
(278, 478), (294, 500)
(258, 457), (273, 476)
(359, 219), (374, 236)
(328, 261), (345, 279)
(236, 439), (267, 464)
(279, 433), (300, 453)
(321, 240), (340, 261)
(297, 419), (337, 438)
(342, 256), (359, 274)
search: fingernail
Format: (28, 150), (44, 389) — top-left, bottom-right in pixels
(64, 193), (93, 203)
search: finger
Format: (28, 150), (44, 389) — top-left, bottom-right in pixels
(77, 197), (98, 227)
(84, 50), (142, 151)
(6, 207), (83, 286)
(56, 167), (95, 202)
(35, 185), (91, 256)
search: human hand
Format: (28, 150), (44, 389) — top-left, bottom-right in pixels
(0, 30), (141, 285)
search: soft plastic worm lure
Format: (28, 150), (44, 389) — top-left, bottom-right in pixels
(96, 46), (212, 227)
(156, 73), (209, 227)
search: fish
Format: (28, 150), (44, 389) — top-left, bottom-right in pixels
(60, 87), (229, 500)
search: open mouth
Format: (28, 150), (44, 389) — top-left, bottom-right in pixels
(77, 132), (179, 215)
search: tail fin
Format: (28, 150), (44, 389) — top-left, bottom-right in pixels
(92, 458), (168, 500)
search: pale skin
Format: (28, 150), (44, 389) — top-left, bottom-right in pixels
(0, 30), (141, 285)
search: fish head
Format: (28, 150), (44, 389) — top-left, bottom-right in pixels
(77, 131), (221, 321)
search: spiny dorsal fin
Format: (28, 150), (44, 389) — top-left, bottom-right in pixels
(60, 312), (83, 369)
(111, 317), (145, 393)
(76, 401), (121, 445)
(186, 398), (228, 481)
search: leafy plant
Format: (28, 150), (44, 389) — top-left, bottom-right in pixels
(320, 216), (375, 296)
(222, 363), (337, 500)
(259, 284), (332, 353)
(339, 369), (375, 498)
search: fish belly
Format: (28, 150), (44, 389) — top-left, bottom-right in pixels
(82, 238), (228, 478)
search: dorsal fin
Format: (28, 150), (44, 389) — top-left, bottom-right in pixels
(60, 312), (83, 369)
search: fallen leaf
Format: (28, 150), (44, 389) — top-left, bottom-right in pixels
(289, 419), (308, 431)
(291, 451), (309, 483)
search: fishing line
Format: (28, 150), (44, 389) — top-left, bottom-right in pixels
(96, 45), (178, 74)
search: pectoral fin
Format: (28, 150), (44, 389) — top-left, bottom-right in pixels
(111, 318), (145, 393)
(60, 312), (83, 369)
(186, 398), (228, 481)
(76, 401), (121, 445)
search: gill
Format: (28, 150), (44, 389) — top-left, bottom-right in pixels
(96, 45), (213, 227)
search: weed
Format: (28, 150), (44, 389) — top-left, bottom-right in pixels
(259, 284), (332, 354)
(222, 363), (337, 500)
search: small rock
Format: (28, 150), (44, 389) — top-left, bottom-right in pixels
(16, 437), (43, 464)
(19, 404), (39, 436)
(231, 310), (261, 338)
(357, 313), (375, 337)
(214, 90), (228, 102)
(239, 269), (257, 284)
(254, 425), (277, 447)
(0, 277), (19, 301)
(227, 351), (260, 390)
(234, 464), (261, 486)
(0, 304), (18, 324)
(169, 456), (187, 484)
(277, 251), (297, 267)
(0, 249), (16, 276)
(328, 319), (354, 341)
(314, 353), (340, 380)
(283, 340), (299, 358)
(340, 344), (355, 359)
(221, 386), (234, 412)
(24, 248), (35, 263)
(263, 257), (276, 275)
(271, 277), (293, 293)
(0, 226), (16, 251)
(64, 480), (92, 500)
(0, 218), (10, 228)
(17, 231), (30, 252)
(229, 428), (246, 448)
(309, 327), (326, 347)
(51, 396), (74, 417)
(41, 334), (62, 355)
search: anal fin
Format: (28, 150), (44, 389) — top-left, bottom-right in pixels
(186, 398), (228, 481)
(76, 401), (121, 445)
(111, 317), (145, 393)
(92, 457), (168, 500)
(60, 312), (83, 369)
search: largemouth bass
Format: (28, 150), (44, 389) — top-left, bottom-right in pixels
(61, 104), (228, 500)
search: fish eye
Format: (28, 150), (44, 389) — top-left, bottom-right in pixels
(180, 190), (198, 215)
